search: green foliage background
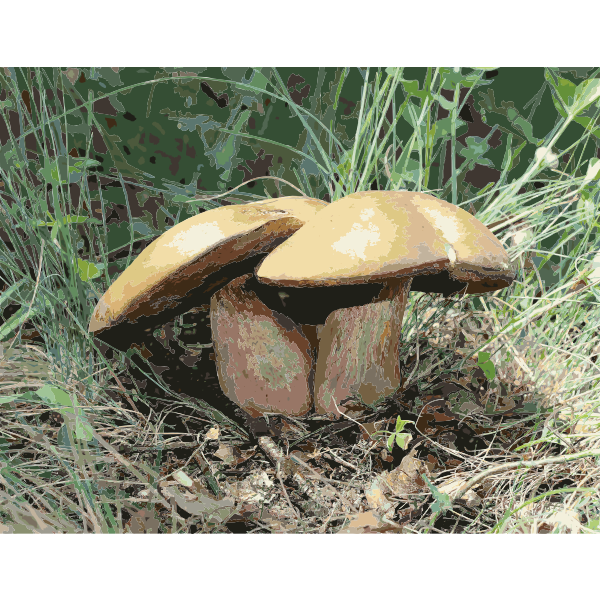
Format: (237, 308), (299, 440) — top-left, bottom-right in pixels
(2, 67), (598, 299)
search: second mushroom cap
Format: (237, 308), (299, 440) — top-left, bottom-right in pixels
(256, 190), (515, 294)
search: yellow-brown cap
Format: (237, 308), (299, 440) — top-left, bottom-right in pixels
(256, 191), (515, 295)
(89, 196), (327, 336)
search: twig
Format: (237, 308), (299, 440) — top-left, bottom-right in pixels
(288, 452), (358, 512)
(319, 498), (343, 533)
(114, 441), (201, 452)
(275, 459), (302, 522)
(258, 436), (314, 498)
(324, 452), (359, 472)
(309, 475), (363, 491)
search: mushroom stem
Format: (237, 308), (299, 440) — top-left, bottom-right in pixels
(210, 274), (315, 418)
(314, 277), (413, 418)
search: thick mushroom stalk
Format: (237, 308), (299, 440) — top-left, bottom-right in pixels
(314, 277), (413, 416)
(210, 274), (315, 418)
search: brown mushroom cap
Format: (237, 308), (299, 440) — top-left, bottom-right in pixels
(256, 191), (515, 295)
(89, 196), (327, 337)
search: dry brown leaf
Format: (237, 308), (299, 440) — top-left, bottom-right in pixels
(338, 510), (402, 534)
(366, 454), (432, 515)
(214, 444), (256, 467)
(437, 477), (481, 508)
(511, 502), (582, 534)
(382, 455), (432, 497)
(365, 478), (396, 515)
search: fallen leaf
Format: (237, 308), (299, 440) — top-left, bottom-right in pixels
(214, 444), (256, 467)
(437, 477), (481, 508)
(338, 511), (402, 534)
(205, 426), (220, 441)
(365, 478), (396, 515)
(382, 454), (432, 497)
(541, 510), (582, 534)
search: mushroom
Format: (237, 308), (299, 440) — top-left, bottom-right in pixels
(89, 197), (328, 417)
(256, 190), (516, 418)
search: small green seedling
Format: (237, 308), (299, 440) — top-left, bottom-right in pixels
(373, 417), (414, 452)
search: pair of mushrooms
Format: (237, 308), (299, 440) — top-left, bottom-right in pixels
(89, 191), (515, 420)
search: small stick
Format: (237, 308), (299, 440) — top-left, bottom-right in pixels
(324, 452), (359, 472)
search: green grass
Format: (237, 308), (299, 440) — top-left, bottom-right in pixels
(1, 67), (600, 533)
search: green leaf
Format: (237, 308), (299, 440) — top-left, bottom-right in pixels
(0, 394), (29, 405)
(387, 434), (395, 453)
(439, 68), (491, 91)
(0, 147), (29, 171)
(422, 474), (452, 514)
(546, 73), (600, 135)
(0, 385), (91, 440)
(433, 93), (455, 112)
(587, 519), (600, 531)
(77, 258), (101, 282)
(394, 432), (412, 450)
(395, 417), (412, 434)
(573, 78), (600, 112)
(430, 117), (467, 144)
(577, 192), (597, 227)
(584, 158), (600, 184)
(0, 305), (35, 342)
(401, 79), (429, 102)
(503, 106), (540, 144)
(0, 289), (61, 341)
(171, 193), (193, 203)
(390, 157), (421, 185)
(460, 136), (494, 167)
(38, 157), (101, 186)
(0, 280), (34, 312)
(477, 352), (496, 380)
